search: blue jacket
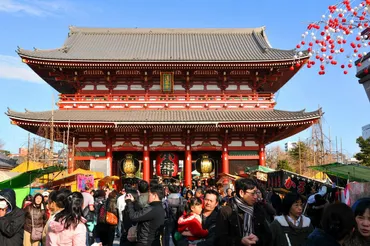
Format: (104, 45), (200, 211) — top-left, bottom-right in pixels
(304, 228), (341, 246)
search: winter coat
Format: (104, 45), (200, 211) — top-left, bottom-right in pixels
(126, 200), (165, 246)
(46, 217), (87, 246)
(270, 215), (313, 246)
(197, 209), (218, 246)
(304, 228), (341, 246)
(23, 204), (47, 233)
(0, 188), (25, 246)
(214, 198), (272, 246)
(178, 213), (208, 241)
(344, 231), (370, 246)
(120, 201), (141, 246)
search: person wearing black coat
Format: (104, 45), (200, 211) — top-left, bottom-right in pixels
(120, 189), (141, 246)
(215, 178), (271, 246)
(305, 203), (356, 246)
(125, 183), (165, 246)
(0, 188), (25, 246)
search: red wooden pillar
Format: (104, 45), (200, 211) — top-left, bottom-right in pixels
(106, 138), (113, 176)
(143, 130), (150, 182)
(259, 144), (266, 166)
(222, 130), (229, 174)
(184, 145), (192, 187)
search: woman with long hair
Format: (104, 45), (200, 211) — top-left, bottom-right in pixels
(120, 189), (141, 246)
(46, 192), (86, 246)
(42, 189), (71, 245)
(96, 190), (118, 246)
(185, 190), (193, 201)
(23, 193), (47, 246)
(306, 203), (356, 246)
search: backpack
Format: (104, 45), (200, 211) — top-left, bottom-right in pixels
(163, 196), (187, 245)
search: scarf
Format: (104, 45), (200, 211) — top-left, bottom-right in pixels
(234, 196), (254, 237)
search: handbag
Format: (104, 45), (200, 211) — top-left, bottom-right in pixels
(127, 225), (137, 242)
(31, 208), (43, 241)
(106, 211), (118, 225)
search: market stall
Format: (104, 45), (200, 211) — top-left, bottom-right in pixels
(267, 170), (331, 197)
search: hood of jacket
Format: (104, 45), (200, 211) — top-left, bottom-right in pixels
(0, 188), (16, 211)
(274, 215), (311, 228)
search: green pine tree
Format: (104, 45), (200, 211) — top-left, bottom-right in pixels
(276, 160), (294, 172)
(354, 136), (370, 166)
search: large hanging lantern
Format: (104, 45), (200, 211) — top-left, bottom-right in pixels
(156, 152), (179, 178)
(196, 154), (214, 178)
(122, 154), (138, 178)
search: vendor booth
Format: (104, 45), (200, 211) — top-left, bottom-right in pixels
(267, 170), (331, 196)
(50, 168), (104, 191)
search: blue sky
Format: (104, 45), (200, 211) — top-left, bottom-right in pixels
(0, 0), (369, 158)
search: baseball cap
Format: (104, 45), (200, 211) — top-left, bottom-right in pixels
(0, 200), (7, 209)
(42, 191), (50, 197)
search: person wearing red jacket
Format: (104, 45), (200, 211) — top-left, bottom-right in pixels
(177, 197), (208, 244)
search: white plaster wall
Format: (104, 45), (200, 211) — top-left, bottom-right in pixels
(113, 141), (124, 147)
(76, 141), (89, 147)
(240, 85), (251, 90)
(81, 85), (94, 90)
(91, 141), (106, 147)
(245, 141), (258, 147)
(228, 141), (243, 147)
(96, 85), (109, 90)
(225, 85), (237, 90)
(115, 85), (128, 90)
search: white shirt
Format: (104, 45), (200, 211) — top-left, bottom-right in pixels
(117, 194), (126, 221)
(286, 215), (301, 227)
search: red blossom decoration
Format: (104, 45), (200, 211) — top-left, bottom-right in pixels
(294, 0), (370, 75)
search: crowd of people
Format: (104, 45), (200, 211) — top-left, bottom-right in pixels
(0, 177), (369, 246)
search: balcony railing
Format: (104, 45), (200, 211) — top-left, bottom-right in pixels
(59, 93), (274, 102)
(58, 93), (275, 110)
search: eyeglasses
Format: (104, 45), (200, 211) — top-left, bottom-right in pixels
(244, 191), (260, 196)
(0, 208), (7, 211)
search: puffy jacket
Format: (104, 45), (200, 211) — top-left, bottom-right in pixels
(0, 188), (25, 246)
(126, 200), (165, 246)
(46, 217), (87, 246)
(24, 204), (47, 233)
(270, 215), (313, 246)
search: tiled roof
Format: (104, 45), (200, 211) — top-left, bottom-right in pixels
(17, 26), (301, 62)
(0, 153), (17, 168)
(7, 109), (322, 124)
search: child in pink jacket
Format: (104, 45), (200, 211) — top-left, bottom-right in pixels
(46, 192), (87, 246)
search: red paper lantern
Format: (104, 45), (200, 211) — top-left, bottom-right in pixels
(156, 152), (179, 178)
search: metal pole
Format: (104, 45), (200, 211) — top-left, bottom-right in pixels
(341, 138), (343, 163)
(336, 136), (339, 163)
(299, 137), (302, 175)
(66, 120), (70, 168)
(27, 133), (30, 172)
